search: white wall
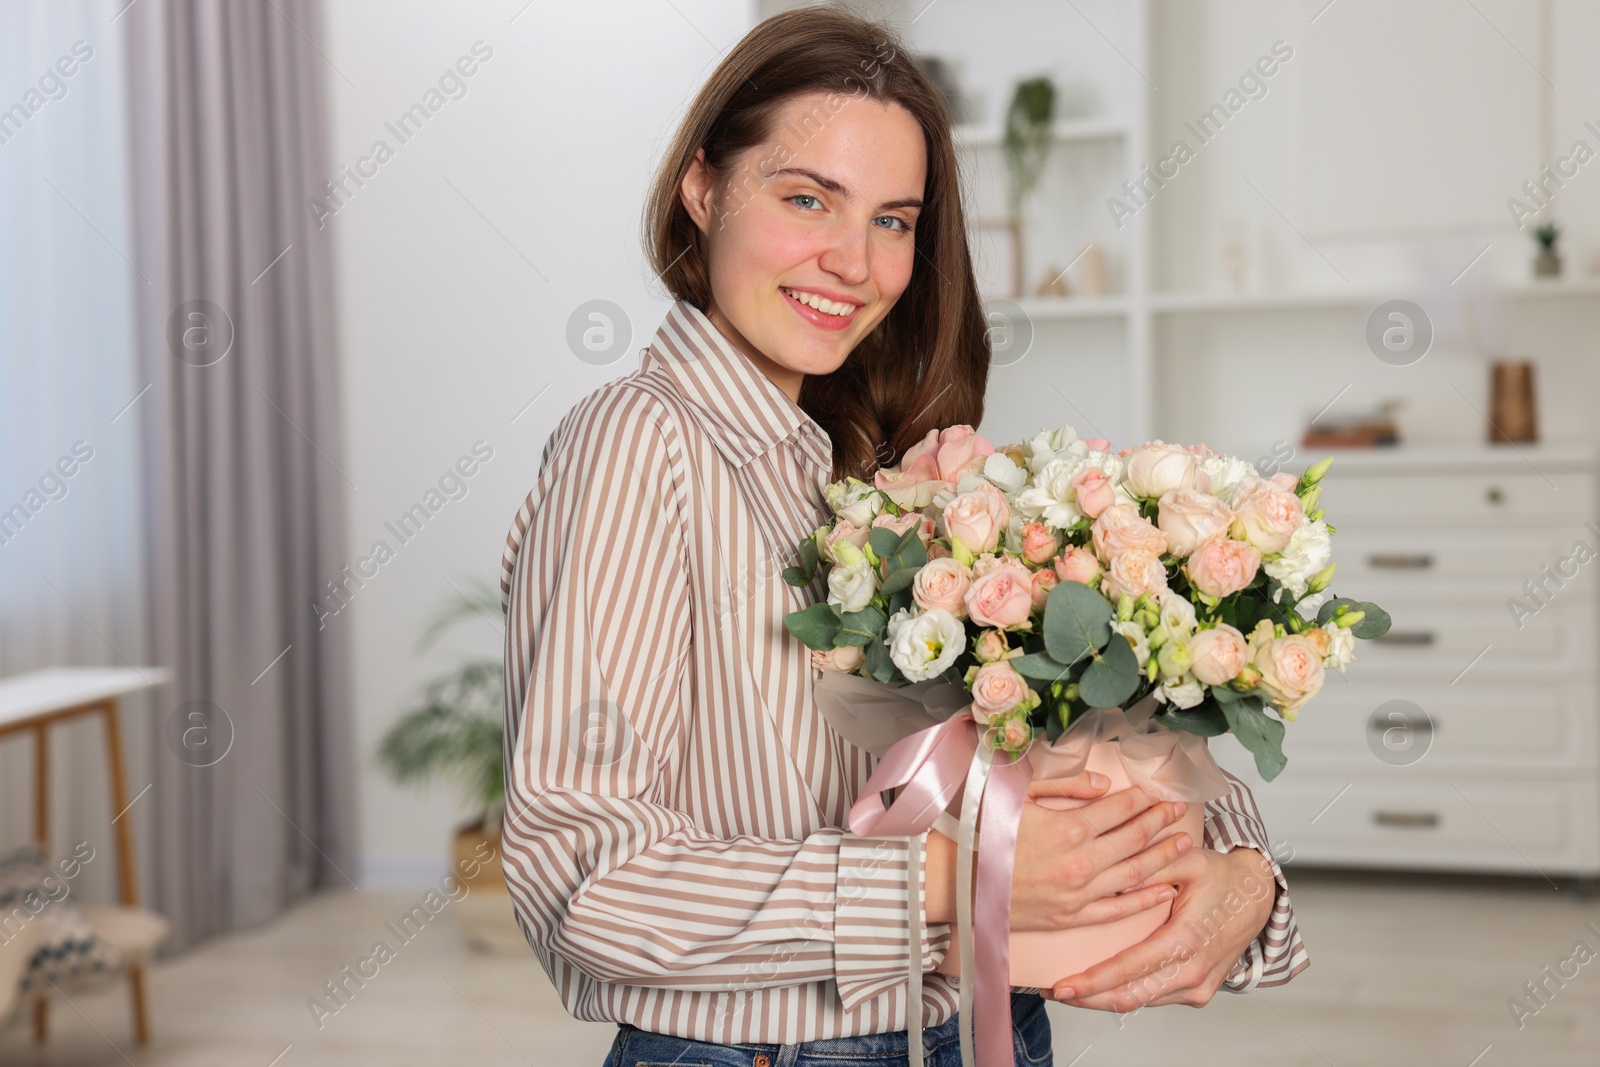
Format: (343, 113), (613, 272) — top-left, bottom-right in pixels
(321, 0), (758, 886)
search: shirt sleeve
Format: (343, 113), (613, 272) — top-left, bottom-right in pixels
(1201, 767), (1310, 990)
(499, 385), (948, 1013)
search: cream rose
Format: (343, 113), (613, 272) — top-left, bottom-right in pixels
(944, 483), (1009, 554)
(1053, 545), (1102, 586)
(969, 661), (1030, 723)
(811, 644), (866, 673)
(1091, 502), (1168, 563)
(1101, 548), (1169, 602)
(1182, 538), (1261, 598)
(1157, 488), (1234, 559)
(912, 556), (973, 618)
(965, 559), (1036, 629)
(1252, 634), (1325, 719)
(1187, 623), (1248, 686)
(1125, 440), (1203, 499)
(1230, 476), (1306, 554)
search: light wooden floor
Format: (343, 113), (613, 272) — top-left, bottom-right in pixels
(2, 870), (1597, 1066)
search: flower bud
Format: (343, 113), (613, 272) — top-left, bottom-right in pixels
(1335, 609), (1364, 629)
(1117, 594), (1136, 622)
(832, 538), (866, 568)
(949, 534), (976, 567)
(1302, 456), (1333, 487)
(1306, 563), (1336, 594)
(1299, 485), (1321, 513)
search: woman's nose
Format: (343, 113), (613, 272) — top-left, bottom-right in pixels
(818, 226), (871, 286)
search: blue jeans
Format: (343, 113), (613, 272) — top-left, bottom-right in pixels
(603, 989), (1052, 1066)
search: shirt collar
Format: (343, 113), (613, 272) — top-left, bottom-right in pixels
(642, 299), (834, 476)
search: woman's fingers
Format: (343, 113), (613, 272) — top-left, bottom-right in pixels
(1088, 827), (1192, 901)
(1095, 799), (1187, 863)
(1065, 881), (1176, 927)
(1027, 771), (1110, 801)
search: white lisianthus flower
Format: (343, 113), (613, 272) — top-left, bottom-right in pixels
(1320, 623), (1356, 672)
(825, 477), (886, 528)
(1155, 674), (1205, 709)
(1155, 588), (1198, 641)
(1024, 424), (1081, 474)
(1110, 619), (1151, 668)
(1013, 456), (1088, 529)
(982, 451), (1029, 494)
(1264, 518), (1333, 601)
(827, 558), (876, 614)
(888, 607), (967, 682)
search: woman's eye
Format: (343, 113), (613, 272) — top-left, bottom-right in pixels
(788, 194), (821, 211)
(875, 215), (912, 233)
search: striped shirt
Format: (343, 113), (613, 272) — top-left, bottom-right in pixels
(499, 298), (1308, 1045)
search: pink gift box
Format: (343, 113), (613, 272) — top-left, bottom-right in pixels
(931, 739), (1206, 988)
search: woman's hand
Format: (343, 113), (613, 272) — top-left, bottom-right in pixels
(924, 773), (1192, 931)
(1046, 845), (1277, 1012)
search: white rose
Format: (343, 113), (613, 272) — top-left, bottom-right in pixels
(1125, 441), (1202, 499)
(1321, 623), (1356, 672)
(1025, 424), (1081, 473)
(827, 558), (876, 614)
(1263, 518), (1333, 601)
(888, 608), (967, 682)
(825, 477), (885, 528)
(1013, 456), (1088, 530)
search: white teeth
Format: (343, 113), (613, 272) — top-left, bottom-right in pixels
(782, 287), (856, 317)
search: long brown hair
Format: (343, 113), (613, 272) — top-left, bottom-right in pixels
(642, 3), (989, 484)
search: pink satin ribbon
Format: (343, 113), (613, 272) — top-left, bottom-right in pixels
(848, 714), (1032, 1067)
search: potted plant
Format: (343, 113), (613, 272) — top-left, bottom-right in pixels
(1001, 75), (1056, 294)
(376, 577), (521, 953)
(1533, 221), (1562, 277)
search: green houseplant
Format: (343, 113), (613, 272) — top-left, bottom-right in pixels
(376, 577), (520, 952)
(1533, 221), (1562, 277)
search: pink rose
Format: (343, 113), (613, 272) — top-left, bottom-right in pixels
(1020, 522), (1059, 565)
(944, 483), (1009, 554)
(970, 661), (1030, 723)
(873, 425), (994, 508)
(1156, 488), (1234, 558)
(822, 520), (871, 563)
(1125, 440), (1202, 499)
(1083, 436), (1112, 452)
(1071, 467), (1116, 519)
(1182, 538), (1261, 598)
(1252, 634), (1325, 719)
(912, 557), (973, 617)
(811, 644), (865, 673)
(1269, 471), (1299, 492)
(1029, 566), (1059, 612)
(1230, 477), (1305, 554)
(973, 628), (1011, 664)
(928, 539), (953, 560)
(1101, 548), (1169, 602)
(871, 509), (935, 547)
(965, 559), (1035, 630)
(1054, 545), (1102, 586)
(1187, 623), (1248, 686)
(1090, 502), (1168, 563)
(1001, 715), (1032, 751)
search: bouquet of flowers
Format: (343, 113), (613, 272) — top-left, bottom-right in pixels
(785, 423), (1391, 781)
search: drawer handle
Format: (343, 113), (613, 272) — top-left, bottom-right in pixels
(1373, 810), (1440, 829)
(1366, 710), (1434, 736)
(1368, 552), (1434, 570)
(1486, 485), (1505, 505)
(1373, 630), (1435, 646)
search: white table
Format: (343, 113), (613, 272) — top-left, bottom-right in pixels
(0, 666), (171, 1045)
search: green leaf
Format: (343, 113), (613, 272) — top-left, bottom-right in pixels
(1160, 703), (1230, 737)
(1208, 683), (1244, 704)
(1220, 697), (1288, 781)
(1079, 632), (1139, 708)
(837, 604), (887, 647)
(1011, 650), (1075, 682)
(880, 525), (928, 577)
(864, 639), (896, 683)
(1043, 580), (1113, 666)
(880, 566), (918, 596)
(784, 602), (842, 651)
(868, 526), (901, 559)
(887, 586), (913, 618)
(798, 536), (819, 576)
(782, 566), (811, 587)
(1351, 601), (1392, 639)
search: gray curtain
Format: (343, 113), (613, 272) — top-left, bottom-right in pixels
(123, 0), (355, 952)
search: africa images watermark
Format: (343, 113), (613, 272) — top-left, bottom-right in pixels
(1506, 919), (1600, 1030)
(306, 836), (498, 1030)
(0, 39), (94, 148)
(1107, 40), (1295, 230)
(1506, 520), (1600, 631)
(306, 39), (495, 230)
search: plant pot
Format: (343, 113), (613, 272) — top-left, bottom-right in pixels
(452, 823), (526, 955)
(932, 739), (1207, 988)
(1535, 249), (1562, 277)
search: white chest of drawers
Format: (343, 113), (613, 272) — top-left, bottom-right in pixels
(1210, 444), (1600, 878)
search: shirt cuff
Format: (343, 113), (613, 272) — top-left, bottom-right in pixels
(833, 831), (953, 1012)
(1202, 820), (1307, 992)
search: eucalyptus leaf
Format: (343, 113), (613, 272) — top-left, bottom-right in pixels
(880, 525), (928, 577)
(784, 601), (842, 651)
(1220, 697), (1288, 781)
(1351, 601), (1392, 639)
(1011, 650), (1075, 683)
(1316, 597), (1359, 626)
(880, 567), (917, 596)
(868, 526), (902, 560)
(1079, 632), (1139, 708)
(837, 605), (887, 647)
(1160, 703), (1229, 737)
(864, 639), (895, 683)
(1043, 580), (1113, 666)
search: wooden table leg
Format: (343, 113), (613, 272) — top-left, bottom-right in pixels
(32, 722), (48, 1044)
(102, 698), (151, 1046)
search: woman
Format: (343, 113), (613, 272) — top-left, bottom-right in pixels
(499, 7), (1307, 1066)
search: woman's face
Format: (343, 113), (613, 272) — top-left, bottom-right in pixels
(680, 91), (927, 401)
